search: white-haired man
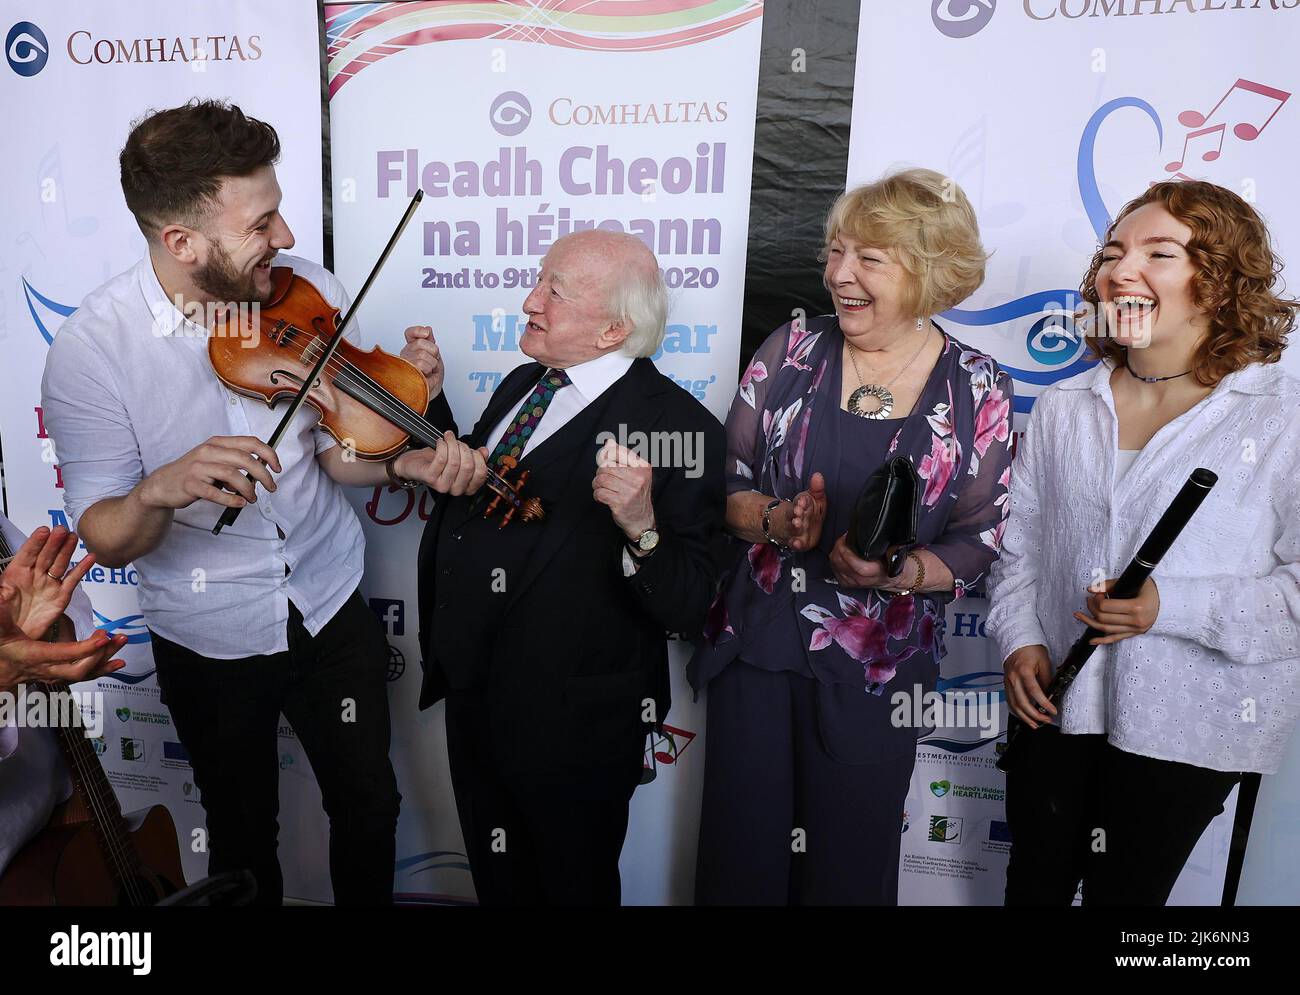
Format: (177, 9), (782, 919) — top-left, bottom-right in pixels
(395, 230), (724, 904)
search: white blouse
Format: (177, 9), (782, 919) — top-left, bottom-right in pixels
(987, 359), (1300, 774)
(1115, 448), (1141, 483)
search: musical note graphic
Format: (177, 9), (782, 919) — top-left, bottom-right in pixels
(15, 230), (45, 260)
(1169, 79), (1291, 176)
(36, 145), (98, 238)
(1164, 122), (1226, 173)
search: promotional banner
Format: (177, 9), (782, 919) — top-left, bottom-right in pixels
(0, 0), (324, 893)
(849, 1), (1298, 904)
(325, 0), (764, 904)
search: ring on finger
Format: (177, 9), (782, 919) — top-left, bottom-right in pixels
(46, 570), (63, 581)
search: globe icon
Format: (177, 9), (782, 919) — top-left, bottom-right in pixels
(386, 643), (406, 682)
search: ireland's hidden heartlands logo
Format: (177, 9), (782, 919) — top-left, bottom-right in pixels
(931, 0), (996, 39)
(6, 21), (48, 76)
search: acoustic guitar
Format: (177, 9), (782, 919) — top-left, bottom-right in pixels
(0, 528), (186, 905)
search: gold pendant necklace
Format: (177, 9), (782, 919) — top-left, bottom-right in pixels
(846, 322), (930, 420)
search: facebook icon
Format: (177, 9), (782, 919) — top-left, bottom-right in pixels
(368, 598), (405, 637)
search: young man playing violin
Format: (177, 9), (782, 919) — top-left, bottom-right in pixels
(40, 100), (445, 906)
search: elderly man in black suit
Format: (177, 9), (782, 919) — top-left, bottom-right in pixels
(392, 229), (724, 905)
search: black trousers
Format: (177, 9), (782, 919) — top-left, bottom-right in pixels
(695, 661), (916, 906)
(1005, 731), (1242, 906)
(443, 687), (643, 906)
(151, 591), (400, 906)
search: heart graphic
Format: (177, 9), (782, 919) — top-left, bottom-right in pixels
(930, 780), (951, 797)
(115, 707), (130, 722)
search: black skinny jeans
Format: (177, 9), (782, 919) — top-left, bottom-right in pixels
(1005, 731), (1241, 906)
(152, 591), (400, 906)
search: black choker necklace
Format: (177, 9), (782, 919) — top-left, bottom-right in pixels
(1125, 362), (1191, 384)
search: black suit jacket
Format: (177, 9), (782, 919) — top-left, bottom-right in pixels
(415, 358), (724, 774)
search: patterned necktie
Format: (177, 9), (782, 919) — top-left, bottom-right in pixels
(487, 367), (572, 469)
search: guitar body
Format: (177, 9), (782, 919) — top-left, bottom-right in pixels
(0, 804), (185, 905)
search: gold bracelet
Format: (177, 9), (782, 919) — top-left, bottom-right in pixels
(895, 551), (926, 596)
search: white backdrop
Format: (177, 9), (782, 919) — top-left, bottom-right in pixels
(0, 0), (324, 894)
(849, 0), (1300, 904)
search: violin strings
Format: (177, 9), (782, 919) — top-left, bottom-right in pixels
(272, 326), (518, 498)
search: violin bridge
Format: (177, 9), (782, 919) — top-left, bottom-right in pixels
(299, 335), (326, 370)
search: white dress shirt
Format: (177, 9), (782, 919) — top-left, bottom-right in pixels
(0, 514), (93, 876)
(485, 348), (635, 458)
(41, 253), (367, 658)
(987, 359), (1300, 774)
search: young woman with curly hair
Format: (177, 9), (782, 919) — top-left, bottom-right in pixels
(987, 180), (1300, 905)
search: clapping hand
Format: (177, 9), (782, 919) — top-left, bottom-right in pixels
(783, 472), (827, 551)
(1, 525), (98, 639)
(0, 526), (127, 692)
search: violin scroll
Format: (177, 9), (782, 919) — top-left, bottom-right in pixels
(482, 465), (545, 528)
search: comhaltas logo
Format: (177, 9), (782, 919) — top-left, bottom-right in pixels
(66, 30), (262, 65)
(931, 0), (996, 38)
(549, 98), (729, 127)
(6, 21), (48, 76)
(489, 91), (531, 137)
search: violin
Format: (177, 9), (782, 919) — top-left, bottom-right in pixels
(205, 193), (542, 534)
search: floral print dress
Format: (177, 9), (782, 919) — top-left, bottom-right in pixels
(688, 315), (1015, 699)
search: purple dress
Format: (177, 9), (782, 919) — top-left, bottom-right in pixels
(689, 316), (1015, 712)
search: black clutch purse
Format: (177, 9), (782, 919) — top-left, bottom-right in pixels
(845, 455), (919, 577)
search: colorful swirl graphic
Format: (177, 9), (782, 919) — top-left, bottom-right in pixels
(325, 0), (764, 97)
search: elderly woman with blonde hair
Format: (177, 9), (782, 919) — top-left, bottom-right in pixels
(689, 168), (1015, 905)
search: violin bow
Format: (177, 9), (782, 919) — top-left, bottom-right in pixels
(212, 190), (425, 535)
